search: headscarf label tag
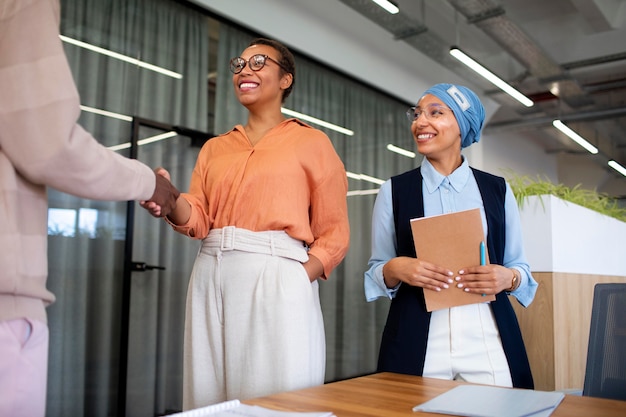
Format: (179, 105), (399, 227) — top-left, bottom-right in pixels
(446, 85), (471, 111)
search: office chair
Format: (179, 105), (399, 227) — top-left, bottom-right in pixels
(582, 283), (626, 401)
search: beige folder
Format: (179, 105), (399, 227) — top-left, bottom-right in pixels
(410, 208), (495, 312)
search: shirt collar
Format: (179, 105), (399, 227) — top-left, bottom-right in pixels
(421, 156), (471, 194)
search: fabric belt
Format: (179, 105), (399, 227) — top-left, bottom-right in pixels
(201, 226), (308, 262)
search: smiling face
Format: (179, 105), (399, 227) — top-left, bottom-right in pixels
(232, 44), (293, 112)
(411, 94), (462, 161)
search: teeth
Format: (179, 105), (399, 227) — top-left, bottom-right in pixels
(418, 134), (434, 139)
(240, 82), (258, 88)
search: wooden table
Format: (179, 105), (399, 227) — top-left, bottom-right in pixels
(245, 372), (626, 416)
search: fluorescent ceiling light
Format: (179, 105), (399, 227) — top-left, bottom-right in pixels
(387, 144), (416, 158)
(281, 107), (354, 136)
(347, 189), (380, 197)
(449, 47), (534, 107)
(80, 105), (132, 122)
(107, 131), (178, 151)
(371, 0), (399, 14)
(608, 160), (626, 177)
(346, 171), (385, 185)
(552, 120), (598, 154)
(60, 35), (182, 79)
(360, 174), (384, 184)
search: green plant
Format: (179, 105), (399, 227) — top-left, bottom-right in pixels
(505, 172), (626, 223)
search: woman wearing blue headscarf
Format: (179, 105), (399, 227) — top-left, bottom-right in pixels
(364, 83), (538, 388)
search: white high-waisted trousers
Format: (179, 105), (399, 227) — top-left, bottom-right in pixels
(183, 227), (325, 410)
(422, 303), (513, 387)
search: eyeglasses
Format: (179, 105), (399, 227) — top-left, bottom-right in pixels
(229, 54), (289, 74)
(405, 104), (452, 123)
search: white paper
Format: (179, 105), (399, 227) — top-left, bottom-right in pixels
(210, 405), (334, 417)
(170, 400), (334, 417)
(168, 400), (242, 417)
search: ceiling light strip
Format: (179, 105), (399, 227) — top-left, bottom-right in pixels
(361, 174), (385, 185)
(60, 35), (183, 79)
(552, 120), (598, 154)
(281, 108), (354, 136)
(608, 160), (626, 177)
(346, 171), (385, 185)
(347, 189), (380, 196)
(387, 144), (416, 158)
(107, 142), (132, 152)
(80, 105), (133, 122)
(449, 47), (534, 107)
(106, 131), (178, 151)
(371, 0), (399, 14)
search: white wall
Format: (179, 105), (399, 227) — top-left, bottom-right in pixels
(193, 0), (559, 181)
(481, 130), (558, 182)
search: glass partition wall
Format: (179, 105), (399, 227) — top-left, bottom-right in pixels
(48, 1), (419, 416)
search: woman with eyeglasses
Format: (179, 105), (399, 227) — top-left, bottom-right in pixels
(142, 39), (349, 409)
(364, 83), (537, 389)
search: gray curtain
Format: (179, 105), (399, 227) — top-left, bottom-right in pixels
(214, 24), (422, 382)
(47, 1), (209, 416)
(213, 25), (252, 133)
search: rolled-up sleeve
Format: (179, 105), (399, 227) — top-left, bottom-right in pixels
(308, 164), (350, 279)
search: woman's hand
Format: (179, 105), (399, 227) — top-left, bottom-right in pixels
(382, 256), (454, 292)
(302, 254), (324, 283)
(455, 264), (514, 295)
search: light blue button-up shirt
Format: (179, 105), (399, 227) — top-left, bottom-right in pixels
(364, 157), (538, 307)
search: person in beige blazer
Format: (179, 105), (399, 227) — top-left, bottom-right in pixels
(0, 1), (180, 415)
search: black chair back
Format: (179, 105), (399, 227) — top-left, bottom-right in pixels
(583, 283), (626, 401)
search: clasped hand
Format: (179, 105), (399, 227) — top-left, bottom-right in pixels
(383, 256), (513, 295)
(141, 167), (178, 217)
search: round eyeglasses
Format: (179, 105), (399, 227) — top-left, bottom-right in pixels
(229, 54), (289, 74)
(406, 104), (452, 123)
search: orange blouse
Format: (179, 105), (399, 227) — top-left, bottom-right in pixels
(170, 118), (350, 278)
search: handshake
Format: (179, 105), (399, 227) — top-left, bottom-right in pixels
(142, 168), (180, 218)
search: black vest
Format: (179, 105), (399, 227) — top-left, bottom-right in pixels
(377, 167), (534, 389)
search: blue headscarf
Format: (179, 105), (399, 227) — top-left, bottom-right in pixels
(421, 83), (485, 148)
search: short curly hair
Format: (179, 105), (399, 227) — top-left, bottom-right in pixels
(248, 38), (295, 102)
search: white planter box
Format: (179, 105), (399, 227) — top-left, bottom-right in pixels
(519, 194), (626, 275)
